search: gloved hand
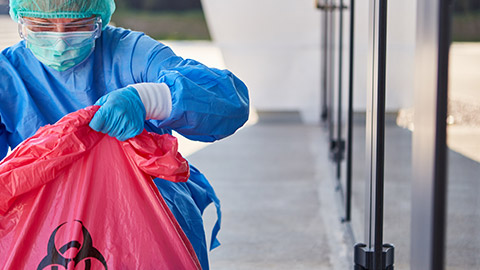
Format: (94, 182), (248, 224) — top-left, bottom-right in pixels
(89, 86), (146, 141)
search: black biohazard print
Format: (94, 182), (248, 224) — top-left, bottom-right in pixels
(37, 220), (108, 270)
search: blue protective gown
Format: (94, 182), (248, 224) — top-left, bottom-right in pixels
(0, 26), (249, 270)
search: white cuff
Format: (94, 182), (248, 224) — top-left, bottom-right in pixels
(129, 83), (172, 120)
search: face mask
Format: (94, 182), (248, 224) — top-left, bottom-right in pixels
(25, 30), (97, 71)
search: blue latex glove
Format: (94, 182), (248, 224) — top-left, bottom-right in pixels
(89, 86), (146, 141)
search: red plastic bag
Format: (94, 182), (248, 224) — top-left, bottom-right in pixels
(0, 106), (201, 270)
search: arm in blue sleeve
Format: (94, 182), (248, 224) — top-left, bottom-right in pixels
(131, 35), (250, 142)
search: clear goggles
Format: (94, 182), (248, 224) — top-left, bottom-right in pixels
(18, 16), (102, 47)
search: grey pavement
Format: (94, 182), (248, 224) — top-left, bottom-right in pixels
(188, 112), (480, 270)
(188, 112), (352, 270)
(350, 114), (480, 269)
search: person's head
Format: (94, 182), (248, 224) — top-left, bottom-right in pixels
(9, 0), (116, 71)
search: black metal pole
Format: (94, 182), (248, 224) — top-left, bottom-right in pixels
(354, 1), (394, 269)
(328, 1), (335, 146)
(344, 0), (355, 223)
(373, 0), (388, 269)
(336, 0), (345, 179)
(431, 0), (452, 268)
(321, 2), (329, 123)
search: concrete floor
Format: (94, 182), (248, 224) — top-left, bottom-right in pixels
(186, 111), (479, 270)
(187, 112), (352, 269)
(349, 114), (480, 270)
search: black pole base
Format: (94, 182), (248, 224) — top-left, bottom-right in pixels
(329, 139), (345, 162)
(321, 108), (328, 122)
(354, 243), (394, 270)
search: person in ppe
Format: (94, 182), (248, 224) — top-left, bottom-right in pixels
(1, 0), (249, 269)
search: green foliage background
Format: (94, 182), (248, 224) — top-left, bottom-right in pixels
(453, 0), (480, 41)
(111, 0), (210, 40)
(115, 0), (202, 11)
(112, 0), (479, 41)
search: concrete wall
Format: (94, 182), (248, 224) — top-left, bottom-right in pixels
(201, 0), (322, 123)
(201, 0), (417, 123)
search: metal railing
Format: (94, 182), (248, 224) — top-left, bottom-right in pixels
(316, 0), (453, 268)
(315, 0), (355, 224)
(355, 0), (394, 268)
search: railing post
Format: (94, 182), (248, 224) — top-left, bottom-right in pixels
(317, 0), (330, 122)
(317, 0), (355, 225)
(354, 0), (394, 269)
(410, 0), (452, 269)
(343, 0), (355, 223)
(332, 0), (347, 180)
(327, 0), (336, 147)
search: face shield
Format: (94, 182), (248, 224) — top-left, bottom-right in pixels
(18, 16), (102, 71)
(19, 16), (102, 34)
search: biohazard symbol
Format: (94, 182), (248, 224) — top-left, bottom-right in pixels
(37, 220), (108, 270)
